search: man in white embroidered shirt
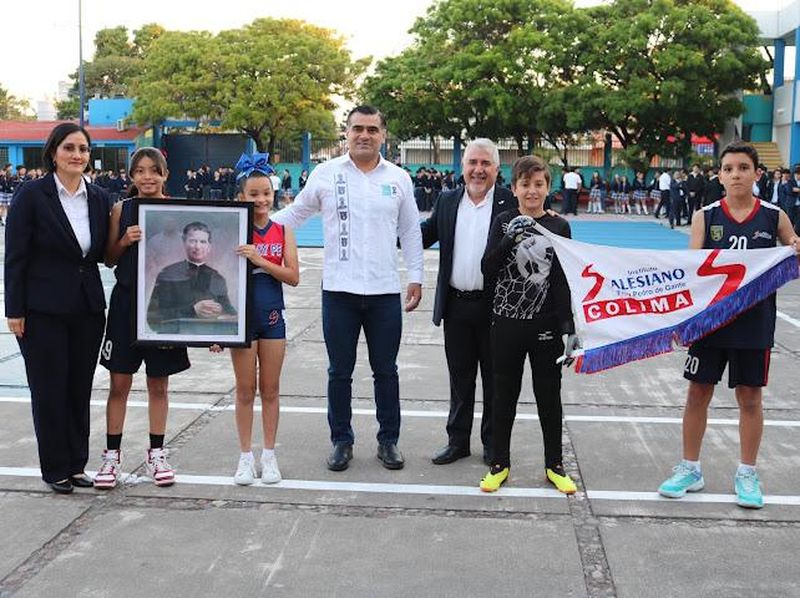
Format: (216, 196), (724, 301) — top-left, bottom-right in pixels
(272, 105), (424, 472)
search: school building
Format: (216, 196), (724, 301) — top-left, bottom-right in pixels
(744, 2), (800, 169)
(0, 98), (148, 174)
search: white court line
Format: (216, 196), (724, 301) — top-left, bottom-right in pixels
(1, 396), (800, 428)
(2, 467), (799, 506)
(585, 489), (800, 506)
(777, 310), (800, 329)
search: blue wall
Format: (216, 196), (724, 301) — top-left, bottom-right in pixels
(743, 94), (773, 142)
(88, 98), (134, 127)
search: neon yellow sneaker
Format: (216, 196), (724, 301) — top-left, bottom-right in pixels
(546, 464), (577, 494)
(480, 466), (510, 492)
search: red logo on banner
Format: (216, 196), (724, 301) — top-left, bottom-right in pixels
(581, 264), (605, 302)
(697, 249), (745, 305)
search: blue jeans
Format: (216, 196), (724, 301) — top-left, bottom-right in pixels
(322, 291), (402, 445)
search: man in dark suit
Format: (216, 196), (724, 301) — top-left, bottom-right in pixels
(420, 139), (517, 465)
(686, 164), (706, 215)
(755, 163), (769, 200)
(703, 167), (724, 207)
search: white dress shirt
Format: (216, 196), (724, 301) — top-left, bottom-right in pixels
(270, 174), (281, 192)
(658, 172), (672, 191)
(54, 173), (91, 257)
(450, 187), (493, 291)
(272, 153), (424, 295)
(563, 171), (581, 190)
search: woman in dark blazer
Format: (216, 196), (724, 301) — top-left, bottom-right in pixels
(4, 123), (110, 493)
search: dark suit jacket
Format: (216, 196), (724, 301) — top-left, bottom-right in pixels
(703, 176), (725, 206)
(757, 173), (769, 200)
(4, 173), (110, 317)
(420, 185), (517, 326)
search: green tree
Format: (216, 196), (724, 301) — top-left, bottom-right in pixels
(61, 24), (165, 109)
(573, 0), (768, 164)
(132, 31), (218, 123)
(132, 23), (166, 58)
(362, 47), (467, 163)
(133, 19), (367, 154)
(363, 0), (584, 157)
(95, 26), (134, 59)
(55, 96), (80, 120)
(0, 84), (34, 120)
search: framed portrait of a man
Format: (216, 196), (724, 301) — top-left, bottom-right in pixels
(132, 199), (253, 347)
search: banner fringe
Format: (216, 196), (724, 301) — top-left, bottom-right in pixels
(676, 254), (798, 345)
(577, 255), (798, 374)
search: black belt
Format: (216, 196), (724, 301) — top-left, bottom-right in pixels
(449, 287), (484, 300)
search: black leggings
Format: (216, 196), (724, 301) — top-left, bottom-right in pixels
(490, 316), (564, 469)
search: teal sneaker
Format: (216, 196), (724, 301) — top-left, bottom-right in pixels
(734, 469), (764, 509)
(658, 462), (704, 498)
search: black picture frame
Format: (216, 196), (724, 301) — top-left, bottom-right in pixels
(131, 198), (253, 347)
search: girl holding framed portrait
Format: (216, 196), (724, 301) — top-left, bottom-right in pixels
(94, 147), (190, 489)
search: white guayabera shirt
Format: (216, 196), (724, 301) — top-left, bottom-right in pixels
(272, 153), (424, 295)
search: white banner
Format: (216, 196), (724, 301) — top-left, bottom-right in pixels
(534, 225), (799, 373)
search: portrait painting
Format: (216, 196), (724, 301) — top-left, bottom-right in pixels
(133, 199), (253, 347)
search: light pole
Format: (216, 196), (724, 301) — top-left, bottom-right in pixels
(78, 0), (85, 127)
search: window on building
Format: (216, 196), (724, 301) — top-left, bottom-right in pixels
(0, 147), (8, 166)
(22, 146), (44, 170)
(91, 147), (129, 173)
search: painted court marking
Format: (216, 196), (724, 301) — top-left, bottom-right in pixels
(777, 310), (800, 329)
(1, 396), (799, 428)
(1, 466), (799, 506)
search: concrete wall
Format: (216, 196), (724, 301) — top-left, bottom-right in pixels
(750, 1), (800, 41)
(774, 124), (791, 165)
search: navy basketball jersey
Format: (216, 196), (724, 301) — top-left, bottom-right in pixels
(113, 199), (136, 287)
(699, 198), (781, 348)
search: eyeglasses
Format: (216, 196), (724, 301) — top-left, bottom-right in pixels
(60, 143), (91, 154)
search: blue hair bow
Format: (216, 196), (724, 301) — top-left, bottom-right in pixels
(235, 152), (275, 181)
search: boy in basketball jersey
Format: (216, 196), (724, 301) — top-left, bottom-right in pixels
(658, 142), (799, 509)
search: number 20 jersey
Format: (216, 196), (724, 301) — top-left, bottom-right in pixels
(698, 198), (781, 349)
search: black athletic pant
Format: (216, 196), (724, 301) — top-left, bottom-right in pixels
(561, 189), (578, 215)
(655, 190), (671, 219)
(669, 196), (688, 227)
(442, 291), (493, 450)
(490, 315), (564, 470)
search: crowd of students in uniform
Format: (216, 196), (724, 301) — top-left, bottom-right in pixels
(574, 163), (800, 231)
(412, 166), (508, 211)
(0, 165), (46, 225)
(580, 165), (721, 220)
(183, 165), (306, 204)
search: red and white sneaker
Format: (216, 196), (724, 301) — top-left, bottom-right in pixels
(145, 447), (176, 487)
(93, 449), (121, 489)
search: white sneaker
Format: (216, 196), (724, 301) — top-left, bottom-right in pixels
(261, 453), (282, 484)
(234, 454), (257, 486)
(145, 447), (175, 487)
(94, 449), (121, 489)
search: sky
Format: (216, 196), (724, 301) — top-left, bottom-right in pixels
(0, 0), (785, 106)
